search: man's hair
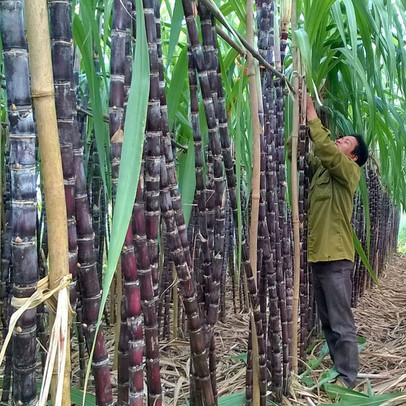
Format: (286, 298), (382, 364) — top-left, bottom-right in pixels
(352, 134), (368, 167)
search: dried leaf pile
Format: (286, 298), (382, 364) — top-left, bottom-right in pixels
(158, 254), (406, 405)
(67, 254), (406, 404)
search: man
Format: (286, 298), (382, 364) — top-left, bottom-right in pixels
(305, 95), (368, 389)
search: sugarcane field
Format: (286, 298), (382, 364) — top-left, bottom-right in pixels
(1, 0), (406, 405)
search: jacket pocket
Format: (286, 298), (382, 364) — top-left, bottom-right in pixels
(314, 173), (331, 201)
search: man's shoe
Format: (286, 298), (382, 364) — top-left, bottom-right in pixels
(334, 377), (349, 388)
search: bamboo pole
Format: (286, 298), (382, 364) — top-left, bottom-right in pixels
(247, 0), (261, 290)
(246, 0), (262, 403)
(290, 0), (301, 375)
(25, 1), (71, 404)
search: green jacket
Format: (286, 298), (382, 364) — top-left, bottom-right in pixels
(307, 118), (360, 263)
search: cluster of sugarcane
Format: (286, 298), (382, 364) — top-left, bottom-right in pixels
(0, 1), (39, 404)
(352, 162), (400, 305)
(0, 1), (403, 406)
(0, 0), (113, 404)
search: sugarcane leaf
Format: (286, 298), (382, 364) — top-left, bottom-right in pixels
(178, 133), (195, 225)
(218, 392), (245, 405)
(303, 0), (336, 45)
(322, 388), (405, 405)
(293, 28), (312, 86)
(82, 0), (150, 401)
(167, 46), (188, 130)
(166, 0), (184, 66)
(70, 387), (96, 405)
(103, 0), (114, 50)
(357, 171), (371, 259)
(73, 13), (110, 195)
(230, 352), (247, 363)
(352, 230), (377, 284)
(186, 392), (247, 406)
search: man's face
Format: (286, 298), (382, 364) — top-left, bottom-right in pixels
(335, 136), (358, 162)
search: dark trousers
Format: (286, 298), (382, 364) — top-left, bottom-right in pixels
(311, 260), (359, 388)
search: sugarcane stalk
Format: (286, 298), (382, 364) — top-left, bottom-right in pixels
(132, 177), (162, 406)
(49, 0), (79, 328)
(25, 0), (70, 403)
(197, 0), (294, 93)
(1, 139), (12, 405)
(110, 0), (132, 400)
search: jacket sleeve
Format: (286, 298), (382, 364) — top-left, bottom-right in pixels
(308, 118), (360, 187)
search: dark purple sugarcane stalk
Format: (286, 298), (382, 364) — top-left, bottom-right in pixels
(159, 240), (172, 339)
(275, 76), (291, 394)
(267, 255), (283, 402)
(110, 0), (132, 400)
(160, 173), (214, 405)
(132, 178), (161, 406)
(158, 9), (217, 405)
(256, 0), (287, 398)
(258, 192), (278, 402)
(198, 3), (219, 111)
(49, 0), (78, 313)
(197, 2), (226, 344)
(219, 195), (231, 322)
(187, 45), (210, 321)
(0, 1), (38, 404)
(1, 153), (12, 405)
(117, 294), (130, 405)
(298, 120), (310, 363)
(75, 152), (113, 404)
(246, 327), (253, 402)
(110, 0), (130, 200)
(130, 0), (165, 403)
(50, 0), (114, 402)
(143, 0), (161, 306)
(182, 2), (225, 400)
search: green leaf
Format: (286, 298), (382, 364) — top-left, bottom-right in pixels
(166, 0), (184, 65)
(353, 229), (377, 284)
(178, 133), (196, 225)
(73, 13), (110, 195)
(71, 387), (96, 405)
(322, 388), (405, 405)
(293, 28), (312, 86)
(167, 46), (188, 130)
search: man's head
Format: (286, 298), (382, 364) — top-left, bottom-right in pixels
(335, 134), (368, 167)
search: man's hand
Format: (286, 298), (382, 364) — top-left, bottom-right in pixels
(306, 95), (318, 121)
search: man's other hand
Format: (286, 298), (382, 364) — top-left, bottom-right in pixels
(306, 95), (318, 121)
